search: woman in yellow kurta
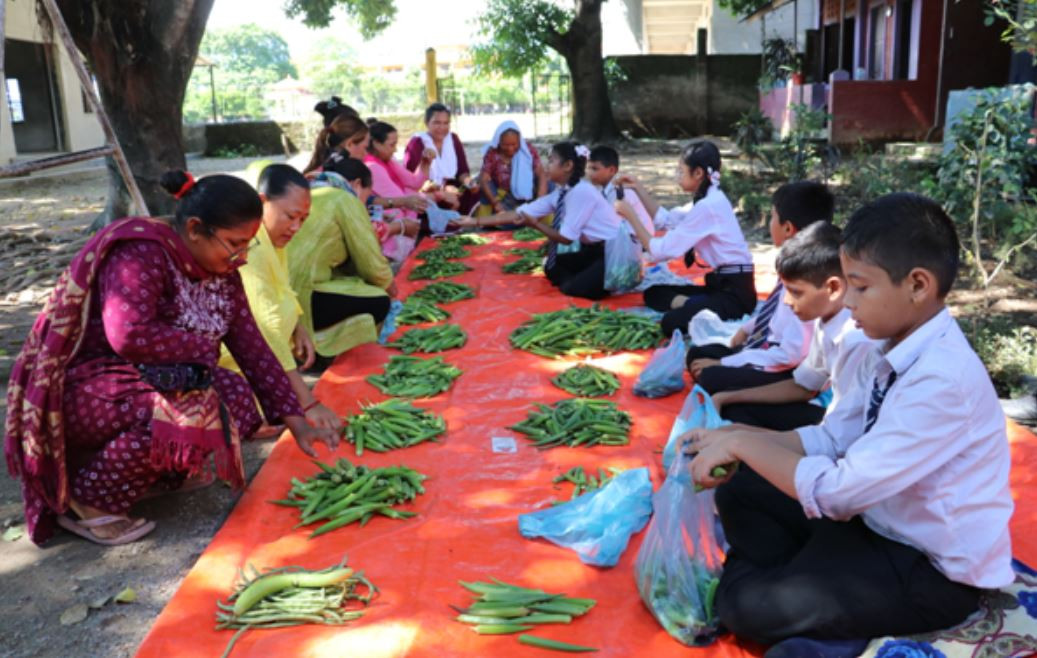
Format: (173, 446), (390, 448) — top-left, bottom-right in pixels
(287, 156), (396, 359)
(219, 164), (341, 430)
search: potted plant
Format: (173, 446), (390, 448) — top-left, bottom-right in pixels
(762, 37), (799, 87)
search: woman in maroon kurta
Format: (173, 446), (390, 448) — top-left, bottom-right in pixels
(4, 171), (339, 546)
(403, 103), (478, 213)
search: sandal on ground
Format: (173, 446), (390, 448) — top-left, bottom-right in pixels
(57, 514), (156, 546)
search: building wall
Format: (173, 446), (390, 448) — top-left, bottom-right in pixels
(827, 0), (1011, 144)
(828, 0), (941, 144)
(940, 0), (1011, 97)
(603, 0), (645, 56)
(2, 0), (105, 163)
(608, 54), (760, 137)
(711, 0), (819, 55)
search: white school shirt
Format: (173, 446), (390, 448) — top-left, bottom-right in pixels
(792, 307), (874, 416)
(601, 182), (654, 233)
(720, 296), (813, 372)
(516, 180), (621, 244)
(647, 186), (752, 266)
(794, 308), (1014, 589)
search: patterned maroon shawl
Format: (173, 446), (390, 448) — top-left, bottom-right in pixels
(5, 217), (244, 544)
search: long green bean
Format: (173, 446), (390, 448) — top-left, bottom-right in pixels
(411, 281), (476, 304)
(510, 398), (632, 449)
(388, 324), (467, 353)
(510, 305), (661, 358)
(396, 298), (450, 326)
(343, 398), (447, 454)
(367, 355), (461, 397)
(408, 260), (472, 281)
(551, 364), (619, 397)
(216, 556), (377, 657)
(270, 458), (426, 538)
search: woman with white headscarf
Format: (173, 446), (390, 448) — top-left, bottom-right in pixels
(403, 103), (478, 213)
(477, 120), (548, 216)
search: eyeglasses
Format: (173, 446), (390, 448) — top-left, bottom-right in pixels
(210, 232), (260, 263)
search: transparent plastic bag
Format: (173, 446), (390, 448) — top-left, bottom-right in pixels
(662, 385), (729, 471)
(633, 329), (687, 398)
(635, 455), (725, 646)
(603, 226), (644, 292)
(517, 467), (653, 567)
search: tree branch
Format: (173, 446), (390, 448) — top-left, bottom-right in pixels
(543, 28), (570, 56)
(984, 231), (1037, 286)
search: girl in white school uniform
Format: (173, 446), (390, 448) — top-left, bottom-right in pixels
(465, 142), (621, 300)
(615, 141), (757, 336)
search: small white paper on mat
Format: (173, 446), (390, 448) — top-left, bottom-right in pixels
(491, 436), (518, 453)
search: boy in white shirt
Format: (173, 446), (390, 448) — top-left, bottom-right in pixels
(586, 146), (654, 233)
(686, 181), (834, 394)
(686, 193), (1013, 648)
(712, 221), (874, 430)
(465, 142), (620, 299)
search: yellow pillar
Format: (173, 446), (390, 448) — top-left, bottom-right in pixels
(425, 48), (438, 104)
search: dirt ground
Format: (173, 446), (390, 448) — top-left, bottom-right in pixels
(1, 140), (1032, 658)
(0, 144), (725, 658)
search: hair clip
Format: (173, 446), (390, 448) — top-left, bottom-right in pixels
(174, 173), (196, 200)
(707, 167), (721, 187)
(574, 144), (590, 159)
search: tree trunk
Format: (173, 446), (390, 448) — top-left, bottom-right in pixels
(553, 0), (620, 144)
(52, 1), (215, 226)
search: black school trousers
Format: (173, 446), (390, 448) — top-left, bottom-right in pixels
(721, 401), (825, 431)
(685, 343), (794, 395)
(311, 291), (391, 331)
(714, 468), (981, 646)
(644, 270), (757, 338)
(545, 242), (608, 300)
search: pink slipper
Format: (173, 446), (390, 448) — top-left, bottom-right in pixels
(57, 514), (156, 546)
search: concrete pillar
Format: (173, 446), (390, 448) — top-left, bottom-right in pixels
(425, 48), (438, 104)
(696, 28), (708, 134)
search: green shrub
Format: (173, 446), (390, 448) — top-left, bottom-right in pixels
(964, 318), (1037, 397)
(733, 108), (773, 176)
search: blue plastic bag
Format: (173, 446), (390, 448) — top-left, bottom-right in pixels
(634, 329), (687, 398)
(518, 467), (653, 567)
(426, 204), (461, 235)
(377, 299), (404, 345)
(635, 455), (725, 646)
(662, 385), (729, 471)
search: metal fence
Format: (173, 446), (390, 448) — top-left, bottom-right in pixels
(531, 73), (571, 138)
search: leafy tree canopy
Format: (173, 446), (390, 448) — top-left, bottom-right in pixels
(470, 0), (573, 77)
(201, 23), (297, 78)
(716, 0), (770, 19)
(283, 0), (397, 38)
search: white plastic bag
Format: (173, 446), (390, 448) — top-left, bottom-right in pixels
(688, 309), (751, 347)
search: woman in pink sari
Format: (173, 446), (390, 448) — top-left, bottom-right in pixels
(4, 171), (338, 546)
(364, 120), (432, 223)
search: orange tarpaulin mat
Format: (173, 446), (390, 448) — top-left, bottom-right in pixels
(136, 234), (1037, 658)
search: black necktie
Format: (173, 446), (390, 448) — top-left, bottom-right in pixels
(745, 283), (784, 349)
(864, 370), (898, 433)
(545, 187), (569, 270)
